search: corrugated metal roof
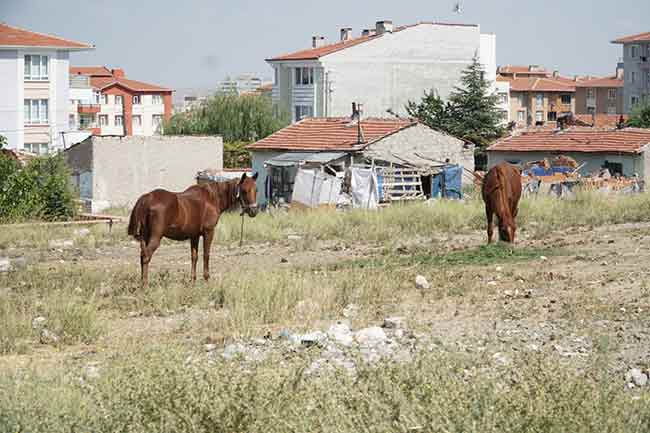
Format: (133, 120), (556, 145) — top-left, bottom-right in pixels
(265, 151), (348, 167)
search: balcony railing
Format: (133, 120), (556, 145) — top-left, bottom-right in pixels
(77, 104), (101, 114)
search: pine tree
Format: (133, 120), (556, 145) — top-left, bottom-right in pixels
(405, 90), (453, 132)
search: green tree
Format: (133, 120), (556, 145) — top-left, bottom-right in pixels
(627, 103), (650, 128)
(406, 56), (506, 168)
(0, 134), (6, 149)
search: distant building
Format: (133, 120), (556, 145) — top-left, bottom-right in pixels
(69, 66), (173, 136)
(266, 21), (497, 123)
(218, 74), (270, 95)
(574, 67), (624, 116)
(611, 32), (650, 113)
(0, 23), (94, 153)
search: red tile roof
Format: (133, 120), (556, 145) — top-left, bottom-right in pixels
(612, 32), (650, 44)
(0, 22), (92, 49)
(575, 76), (623, 88)
(70, 66), (112, 77)
(488, 128), (650, 154)
(247, 117), (417, 151)
(504, 76), (576, 92)
(267, 22), (477, 61)
(574, 114), (628, 128)
(497, 65), (549, 75)
(88, 76), (171, 92)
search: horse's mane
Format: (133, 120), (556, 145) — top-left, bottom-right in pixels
(201, 179), (239, 211)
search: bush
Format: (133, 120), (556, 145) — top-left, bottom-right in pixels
(0, 153), (76, 223)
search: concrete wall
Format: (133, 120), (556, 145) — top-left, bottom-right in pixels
(0, 50), (20, 150)
(66, 135), (223, 212)
(363, 123), (475, 185)
(487, 150), (646, 184)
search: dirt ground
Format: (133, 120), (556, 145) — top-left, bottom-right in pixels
(2, 220), (650, 383)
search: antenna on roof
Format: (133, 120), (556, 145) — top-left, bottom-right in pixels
(453, 1), (462, 14)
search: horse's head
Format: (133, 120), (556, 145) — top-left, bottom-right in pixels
(498, 219), (516, 243)
(236, 172), (259, 217)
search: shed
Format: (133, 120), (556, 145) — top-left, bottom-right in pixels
(247, 117), (474, 206)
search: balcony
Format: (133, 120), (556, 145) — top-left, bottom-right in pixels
(77, 104), (101, 114)
(640, 56), (650, 70)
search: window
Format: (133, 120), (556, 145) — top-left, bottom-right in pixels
(152, 94), (163, 105)
(631, 45), (639, 58)
(631, 96), (640, 107)
(536, 93), (544, 107)
(24, 55), (49, 80)
(587, 107), (595, 115)
(608, 89), (617, 100)
(99, 115), (108, 126)
(561, 94), (572, 105)
(23, 99), (48, 124)
(132, 115), (142, 127)
(535, 111), (544, 123)
(518, 93), (525, 106)
(631, 71), (636, 84)
(93, 92), (101, 104)
(517, 110), (525, 121)
(294, 67), (314, 86)
(603, 161), (623, 177)
(274, 67), (278, 85)
(499, 110), (508, 121)
(100, 94), (108, 104)
(69, 114), (76, 129)
(153, 114), (163, 133)
(294, 105), (313, 121)
(498, 93), (508, 104)
(547, 111), (557, 121)
(133, 95), (141, 105)
(24, 143), (48, 155)
(115, 115), (123, 126)
(586, 88), (595, 99)
(607, 106), (617, 115)
(115, 95), (123, 105)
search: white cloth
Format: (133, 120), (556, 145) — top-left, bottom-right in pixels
(292, 169), (342, 208)
(350, 168), (378, 209)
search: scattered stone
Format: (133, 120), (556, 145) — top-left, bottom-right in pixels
(40, 329), (60, 345)
(492, 352), (509, 366)
(342, 304), (359, 318)
(74, 228), (91, 237)
(0, 257), (9, 273)
(287, 235), (302, 241)
(85, 362), (101, 379)
(126, 311), (141, 318)
(355, 326), (387, 346)
(9, 256), (27, 271)
(301, 331), (328, 347)
(222, 343), (247, 360)
(49, 239), (74, 249)
(540, 256), (548, 261)
(328, 322), (353, 346)
(32, 316), (47, 330)
(415, 275), (430, 290)
(626, 368), (648, 387)
(487, 281), (498, 287)
(383, 317), (405, 329)
(95, 285), (113, 298)
(204, 344), (217, 352)
(495, 266), (503, 272)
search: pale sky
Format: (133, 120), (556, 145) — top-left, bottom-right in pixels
(3, 0), (649, 93)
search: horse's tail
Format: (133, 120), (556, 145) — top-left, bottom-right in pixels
(128, 195), (149, 240)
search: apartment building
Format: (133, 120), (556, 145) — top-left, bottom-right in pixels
(612, 32), (650, 113)
(0, 23), (93, 153)
(574, 67), (624, 116)
(218, 74), (270, 95)
(69, 66), (173, 136)
(267, 21), (497, 122)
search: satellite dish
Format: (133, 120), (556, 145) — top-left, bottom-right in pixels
(453, 1), (462, 13)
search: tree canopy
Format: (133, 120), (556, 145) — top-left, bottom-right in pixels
(627, 103), (650, 128)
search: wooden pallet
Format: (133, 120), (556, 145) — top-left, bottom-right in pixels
(378, 167), (425, 202)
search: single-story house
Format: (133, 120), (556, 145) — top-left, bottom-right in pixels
(487, 127), (650, 184)
(65, 135), (222, 213)
(247, 116), (474, 206)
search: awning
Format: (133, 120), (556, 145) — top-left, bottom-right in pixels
(264, 151), (348, 167)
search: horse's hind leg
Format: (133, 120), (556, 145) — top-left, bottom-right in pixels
(202, 228), (215, 281)
(190, 237), (199, 283)
(486, 205), (495, 244)
(141, 234), (161, 289)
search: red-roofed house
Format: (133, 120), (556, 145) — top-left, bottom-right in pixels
(266, 20), (497, 123)
(574, 64), (625, 116)
(69, 66), (173, 136)
(0, 23), (93, 153)
(611, 31), (650, 113)
(487, 127), (650, 183)
(247, 114), (475, 205)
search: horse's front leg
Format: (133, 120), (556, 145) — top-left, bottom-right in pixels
(202, 229), (215, 281)
(190, 237), (199, 283)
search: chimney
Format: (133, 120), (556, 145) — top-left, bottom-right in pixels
(312, 35), (326, 48)
(111, 68), (125, 78)
(361, 28), (376, 37)
(340, 27), (353, 41)
(616, 62), (624, 80)
(376, 20), (393, 35)
(552, 70), (559, 78)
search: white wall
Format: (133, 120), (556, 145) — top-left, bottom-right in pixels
(50, 50), (70, 151)
(0, 50), (20, 150)
(66, 135), (223, 212)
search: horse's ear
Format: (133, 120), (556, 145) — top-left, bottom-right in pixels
(239, 173), (247, 183)
(252, 172), (258, 180)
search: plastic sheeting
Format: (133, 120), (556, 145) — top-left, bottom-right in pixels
(431, 165), (463, 199)
(291, 169), (342, 208)
(350, 168), (379, 209)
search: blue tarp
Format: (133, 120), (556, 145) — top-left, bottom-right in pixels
(523, 166), (574, 177)
(431, 165), (463, 199)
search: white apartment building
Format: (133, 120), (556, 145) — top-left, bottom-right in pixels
(0, 23), (93, 153)
(218, 74), (269, 95)
(267, 21), (498, 122)
(612, 31), (650, 113)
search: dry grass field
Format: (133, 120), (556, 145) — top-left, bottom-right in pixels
(2, 192), (650, 432)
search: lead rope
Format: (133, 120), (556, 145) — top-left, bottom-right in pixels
(239, 213), (245, 247)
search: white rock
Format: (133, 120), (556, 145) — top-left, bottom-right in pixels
(40, 329), (59, 345)
(540, 256), (548, 261)
(492, 352), (509, 366)
(32, 316), (47, 330)
(328, 323), (353, 347)
(301, 331), (328, 347)
(342, 304), (359, 318)
(74, 228), (91, 237)
(0, 257), (10, 273)
(355, 326), (387, 346)
(415, 275), (430, 290)
(383, 317), (405, 329)
(49, 239), (74, 249)
(626, 368), (648, 387)
(487, 281), (498, 287)
(287, 235), (302, 241)
(222, 343), (246, 360)
(496, 266), (503, 272)
(204, 344), (217, 352)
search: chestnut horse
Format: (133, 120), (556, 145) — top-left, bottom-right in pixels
(481, 162), (522, 243)
(128, 173), (258, 287)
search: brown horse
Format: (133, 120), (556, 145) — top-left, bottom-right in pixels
(128, 173), (258, 287)
(481, 162), (522, 243)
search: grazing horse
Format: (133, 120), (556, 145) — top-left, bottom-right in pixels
(481, 162), (522, 244)
(128, 173), (259, 287)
